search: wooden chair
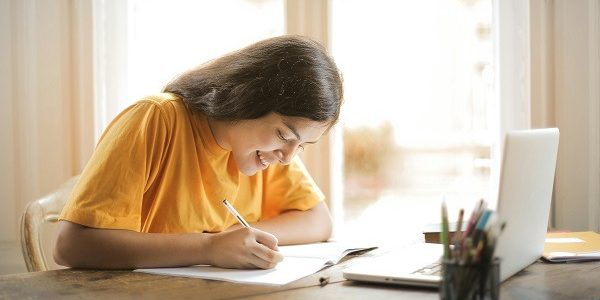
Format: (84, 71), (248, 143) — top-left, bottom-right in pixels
(19, 176), (79, 272)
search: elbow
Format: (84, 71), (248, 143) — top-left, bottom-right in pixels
(53, 221), (83, 268)
(322, 214), (333, 242)
(53, 241), (70, 267)
(315, 202), (333, 242)
(53, 231), (71, 267)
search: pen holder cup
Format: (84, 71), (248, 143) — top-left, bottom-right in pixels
(440, 258), (500, 300)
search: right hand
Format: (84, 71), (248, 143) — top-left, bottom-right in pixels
(206, 227), (284, 269)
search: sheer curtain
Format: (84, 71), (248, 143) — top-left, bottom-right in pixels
(500, 0), (600, 231)
(544, 0), (600, 231)
(0, 0), (95, 242)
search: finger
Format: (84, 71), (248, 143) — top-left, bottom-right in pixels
(247, 251), (280, 269)
(252, 229), (279, 250)
(250, 242), (284, 264)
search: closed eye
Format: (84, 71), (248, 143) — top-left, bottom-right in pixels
(277, 131), (288, 142)
(278, 129), (313, 151)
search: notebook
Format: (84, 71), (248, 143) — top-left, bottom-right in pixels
(542, 231), (600, 262)
(135, 242), (376, 286)
(343, 128), (560, 287)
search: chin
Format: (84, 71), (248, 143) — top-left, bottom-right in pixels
(235, 152), (263, 176)
(238, 161), (260, 176)
(240, 168), (258, 176)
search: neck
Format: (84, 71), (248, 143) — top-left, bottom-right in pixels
(206, 118), (231, 151)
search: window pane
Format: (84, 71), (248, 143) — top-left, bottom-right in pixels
(332, 0), (494, 245)
(126, 0), (284, 103)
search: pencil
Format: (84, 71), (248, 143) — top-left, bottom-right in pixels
(441, 200), (450, 260)
(462, 198), (484, 244)
(452, 208), (464, 259)
(222, 199), (251, 228)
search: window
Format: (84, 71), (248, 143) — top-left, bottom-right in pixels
(99, 0), (285, 127)
(331, 0), (494, 244)
(127, 0), (284, 100)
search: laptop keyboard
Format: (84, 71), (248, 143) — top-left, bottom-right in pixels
(412, 260), (442, 276)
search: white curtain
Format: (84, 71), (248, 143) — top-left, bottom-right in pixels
(0, 0), (95, 242)
(548, 0), (600, 231)
(483, 0), (599, 232)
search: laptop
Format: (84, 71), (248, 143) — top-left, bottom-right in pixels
(343, 128), (560, 287)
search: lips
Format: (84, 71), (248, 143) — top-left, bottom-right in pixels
(256, 150), (270, 169)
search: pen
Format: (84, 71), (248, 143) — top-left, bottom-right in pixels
(222, 199), (251, 228)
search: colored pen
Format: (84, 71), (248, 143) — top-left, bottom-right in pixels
(222, 199), (251, 228)
(473, 210), (492, 244)
(475, 210), (492, 231)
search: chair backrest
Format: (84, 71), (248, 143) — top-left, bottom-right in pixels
(20, 176), (79, 272)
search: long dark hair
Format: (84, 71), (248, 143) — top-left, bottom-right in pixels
(163, 35), (343, 125)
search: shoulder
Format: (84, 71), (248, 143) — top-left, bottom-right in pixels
(130, 93), (190, 127)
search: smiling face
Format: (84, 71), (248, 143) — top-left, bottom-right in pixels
(208, 113), (329, 176)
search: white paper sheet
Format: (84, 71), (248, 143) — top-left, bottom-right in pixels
(136, 256), (329, 286)
(134, 242), (376, 286)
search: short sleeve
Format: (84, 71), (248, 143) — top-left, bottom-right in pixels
(60, 101), (169, 231)
(260, 157), (325, 220)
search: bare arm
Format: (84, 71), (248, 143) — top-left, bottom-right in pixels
(53, 221), (282, 270)
(228, 201), (333, 245)
(54, 202), (331, 269)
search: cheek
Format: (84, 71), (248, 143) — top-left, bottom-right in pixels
(231, 134), (274, 155)
(250, 135), (279, 152)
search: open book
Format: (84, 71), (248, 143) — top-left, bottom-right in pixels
(134, 242), (377, 286)
(543, 231), (600, 262)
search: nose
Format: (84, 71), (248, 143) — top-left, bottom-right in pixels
(275, 143), (299, 165)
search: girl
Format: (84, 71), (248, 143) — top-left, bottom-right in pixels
(54, 35), (344, 270)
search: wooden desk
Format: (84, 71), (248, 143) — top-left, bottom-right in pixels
(1, 259), (599, 299)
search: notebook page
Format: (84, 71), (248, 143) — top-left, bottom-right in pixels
(278, 242), (377, 264)
(136, 256), (328, 286)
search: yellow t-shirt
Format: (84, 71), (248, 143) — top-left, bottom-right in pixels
(60, 93), (324, 233)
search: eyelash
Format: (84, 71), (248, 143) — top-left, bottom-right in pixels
(277, 131), (305, 151)
(277, 131), (288, 142)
